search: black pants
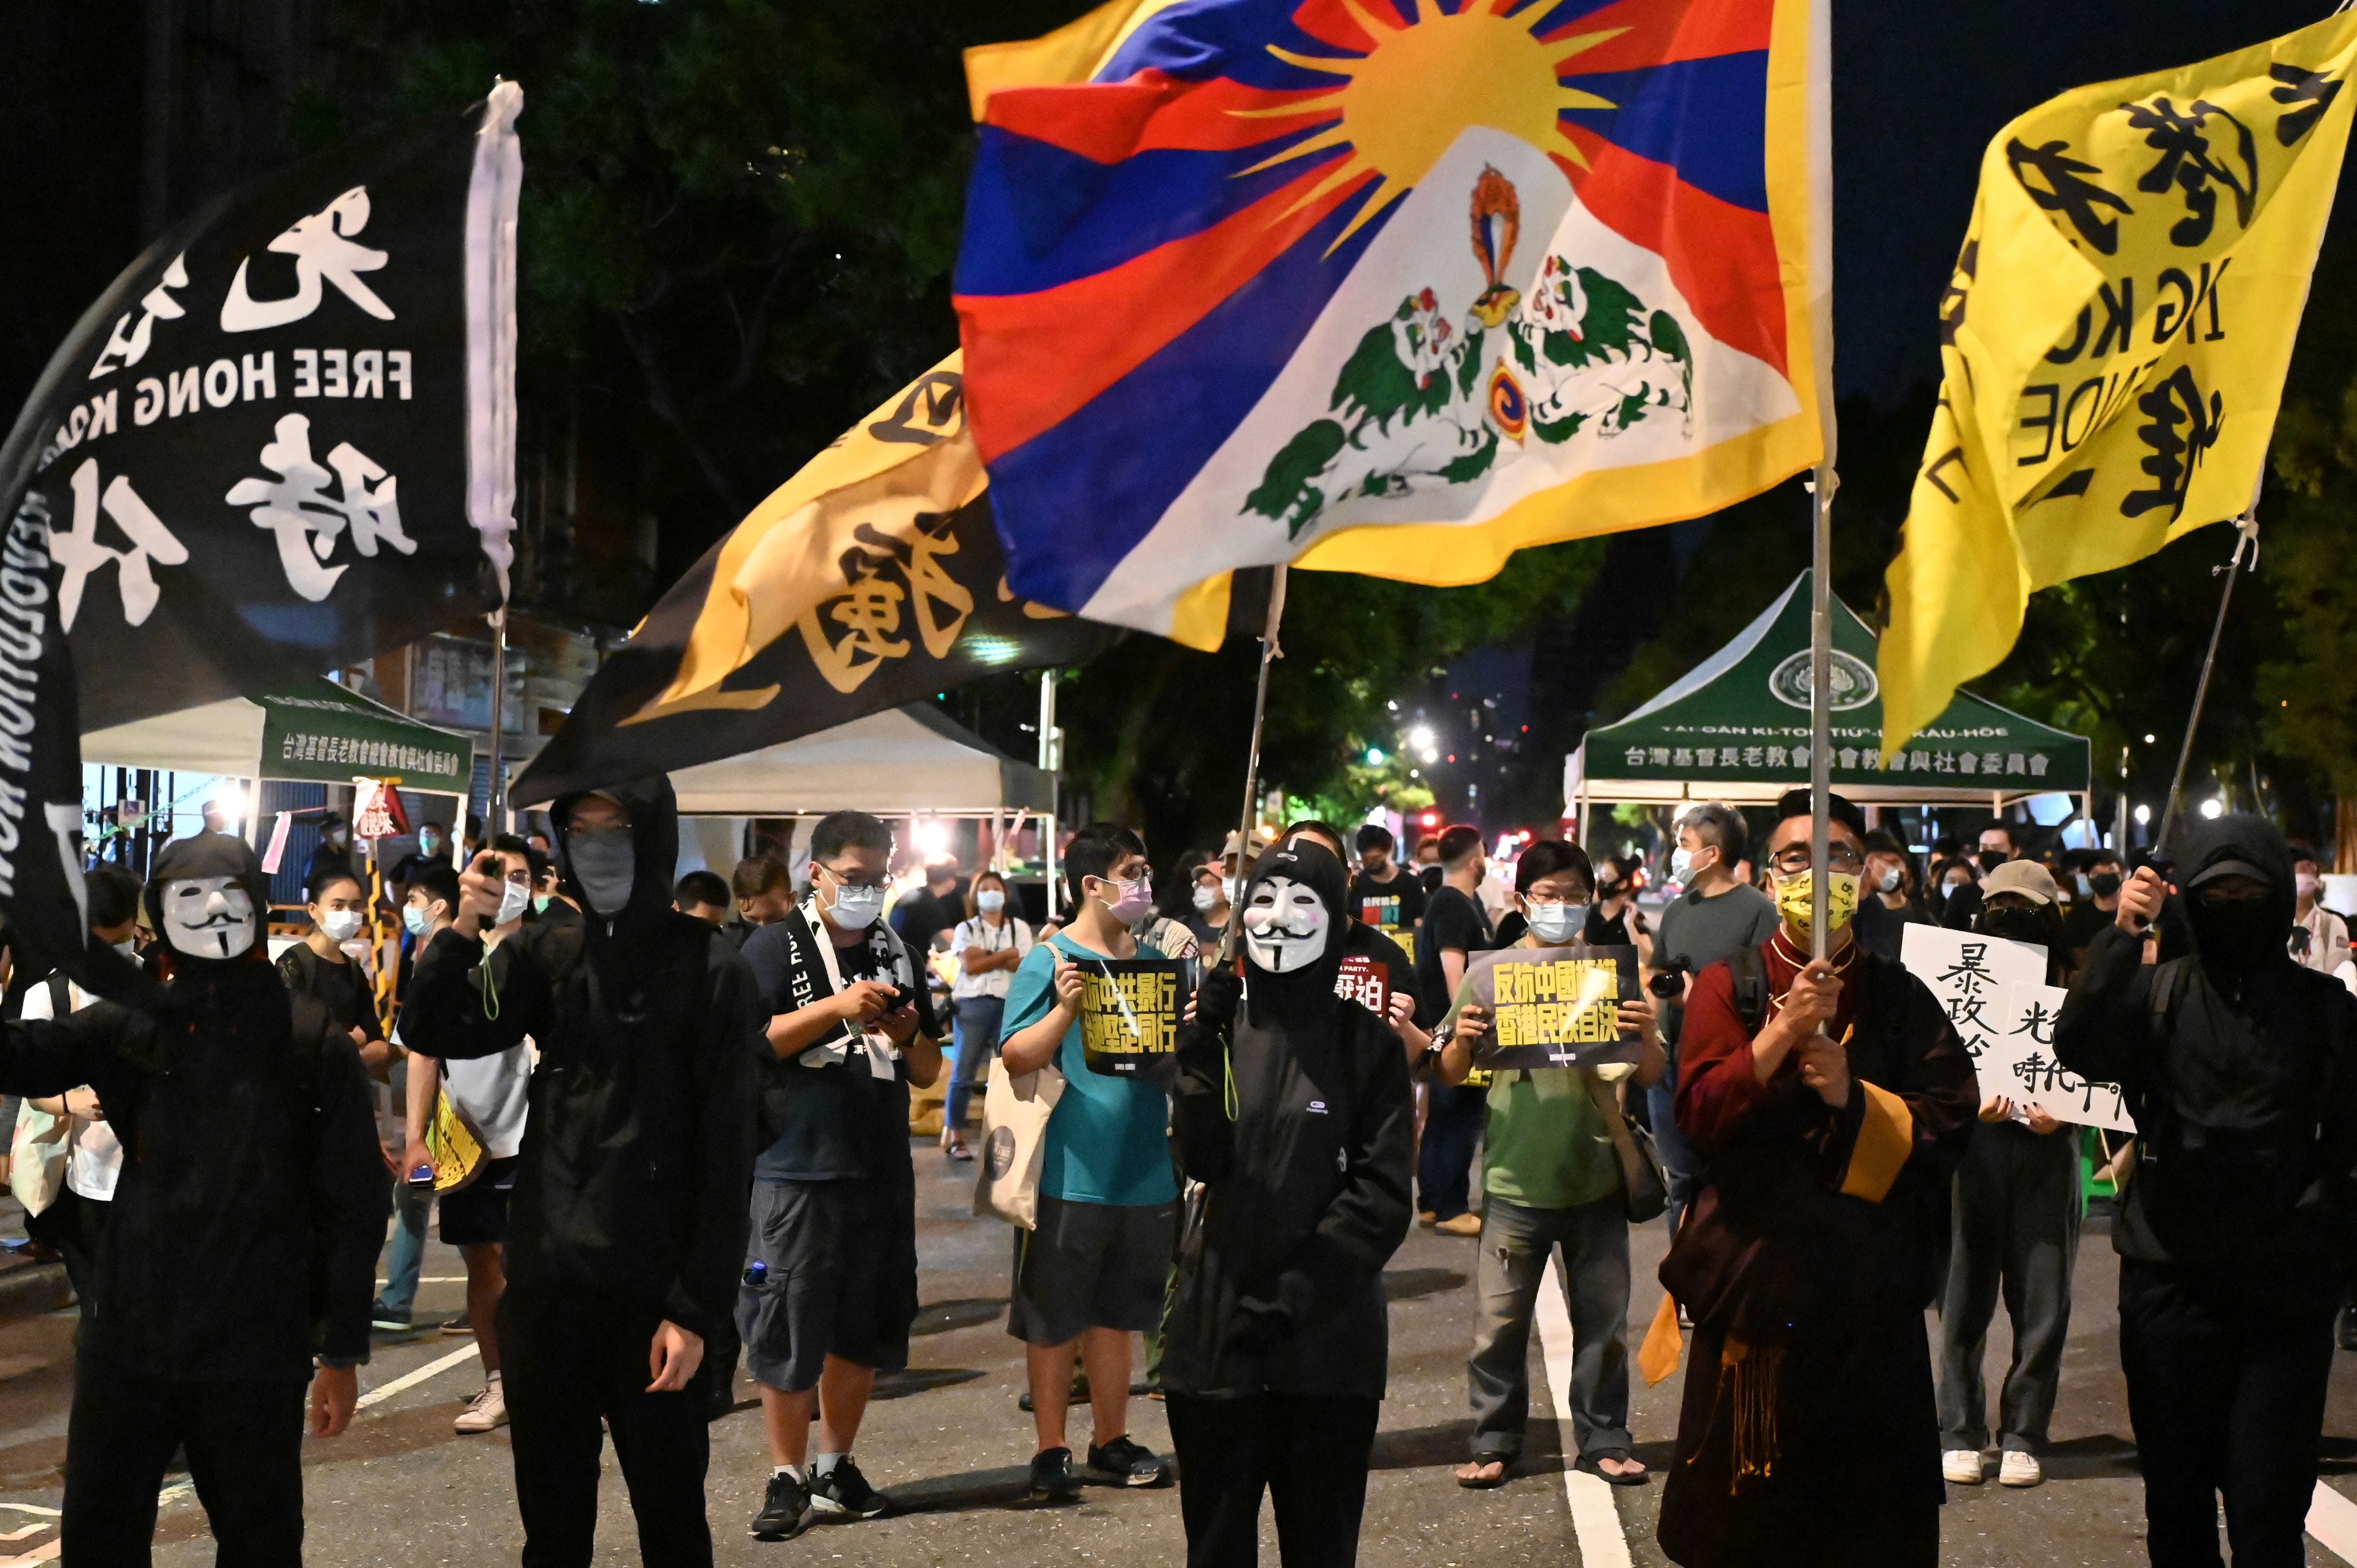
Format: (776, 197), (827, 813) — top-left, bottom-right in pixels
(63, 1359), (305, 1566)
(28, 1187), (110, 1317)
(498, 1289), (713, 1568)
(1418, 1085), (1486, 1220)
(2118, 1259), (2334, 1568)
(1165, 1392), (1379, 1568)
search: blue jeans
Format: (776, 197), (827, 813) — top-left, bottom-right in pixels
(377, 1171), (429, 1318)
(1419, 1084), (1486, 1221)
(948, 995), (1005, 1135)
(1647, 1070), (1697, 1240)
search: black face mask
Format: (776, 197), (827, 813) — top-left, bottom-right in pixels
(1978, 905), (2057, 947)
(2188, 895), (2284, 969)
(1977, 851), (2010, 875)
(2088, 872), (2122, 899)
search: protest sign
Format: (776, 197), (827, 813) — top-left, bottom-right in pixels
(1467, 945), (1640, 1072)
(1984, 982), (2135, 1133)
(1336, 954), (1388, 1017)
(1078, 957), (1188, 1077)
(1900, 924), (2045, 1065)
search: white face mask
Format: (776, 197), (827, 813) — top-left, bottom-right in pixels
(111, 937), (138, 960)
(1524, 900), (1587, 945)
(1222, 876), (1242, 903)
(1192, 884), (1221, 913)
(403, 904), (431, 937)
(320, 909), (364, 943)
(1242, 875), (1331, 973)
(825, 876), (885, 931)
(162, 876), (257, 960)
(976, 888), (1007, 914)
(1878, 865), (1904, 893)
(495, 880), (531, 928)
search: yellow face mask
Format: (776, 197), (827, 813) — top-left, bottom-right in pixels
(1773, 867), (1861, 944)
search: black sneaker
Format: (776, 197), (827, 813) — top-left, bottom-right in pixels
(750, 1470), (813, 1541)
(2339, 1303), (2357, 1352)
(1085, 1434), (1171, 1488)
(809, 1456), (893, 1521)
(1029, 1446), (1083, 1504)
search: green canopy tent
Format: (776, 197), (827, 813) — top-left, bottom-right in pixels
(1573, 572), (2092, 824)
(82, 678), (474, 796)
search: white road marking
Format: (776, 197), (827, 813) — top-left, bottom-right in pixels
(0, 1510), (54, 1521)
(357, 1343), (482, 1410)
(373, 1277), (468, 1285)
(0, 1538), (58, 1565)
(1537, 1254), (1635, 1568)
(2309, 1478), (2357, 1563)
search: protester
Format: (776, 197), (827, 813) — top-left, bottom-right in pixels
(730, 855), (794, 940)
(1653, 790), (1977, 1568)
(1184, 861), (1232, 951)
(1937, 860), (2077, 1490)
(2288, 840), (2351, 976)
(278, 869), (395, 1069)
(1413, 824), (1494, 1237)
(375, 864), (467, 1336)
(1415, 835), (1445, 895)
(1165, 837), (1413, 1565)
(1647, 804), (1778, 1240)
(387, 820), (452, 901)
(1856, 830), (1930, 960)
(1351, 823), (1427, 937)
(999, 824), (1177, 1501)
(0, 832), (385, 1562)
(1978, 823), (2018, 865)
(1584, 852), (1651, 957)
(738, 810), (944, 1539)
(945, 869), (1032, 1163)
(1929, 854), (1979, 918)
(1439, 838), (1663, 1489)
(676, 869), (731, 925)
(891, 859), (963, 953)
(13, 866), (142, 1312)
(1282, 822), (1429, 1070)
(404, 850), (534, 1434)
(2055, 815), (2357, 1567)
(2058, 849), (2124, 970)
(304, 811), (359, 901)
(406, 780), (760, 1568)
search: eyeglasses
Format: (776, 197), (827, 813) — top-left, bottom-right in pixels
(817, 862), (887, 892)
(1768, 845), (1866, 874)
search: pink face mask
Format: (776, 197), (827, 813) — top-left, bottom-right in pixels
(1095, 875), (1154, 924)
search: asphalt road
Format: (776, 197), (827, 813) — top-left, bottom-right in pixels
(0, 1153), (2354, 1564)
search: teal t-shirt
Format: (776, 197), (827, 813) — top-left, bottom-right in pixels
(1002, 932), (1179, 1207)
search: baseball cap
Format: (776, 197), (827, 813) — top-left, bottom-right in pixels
(1981, 860), (2061, 905)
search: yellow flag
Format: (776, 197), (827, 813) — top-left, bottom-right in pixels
(1879, 14), (2357, 757)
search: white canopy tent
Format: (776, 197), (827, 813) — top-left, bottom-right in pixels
(667, 704), (1052, 816)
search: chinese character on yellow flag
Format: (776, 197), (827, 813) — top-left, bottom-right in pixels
(1878, 14), (2357, 757)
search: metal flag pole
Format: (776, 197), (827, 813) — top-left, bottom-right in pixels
(1038, 670), (1062, 921)
(1220, 565), (1289, 963)
(2154, 513), (2259, 855)
(486, 607), (508, 835)
(1808, 465), (1838, 961)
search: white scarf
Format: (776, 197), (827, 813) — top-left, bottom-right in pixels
(787, 896), (914, 1077)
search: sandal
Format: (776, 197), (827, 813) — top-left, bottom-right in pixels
(1576, 1452), (1650, 1487)
(948, 1141), (974, 1162)
(1456, 1457), (1510, 1489)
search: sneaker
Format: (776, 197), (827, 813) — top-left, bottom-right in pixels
(809, 1456), (893, 1520)
(1942, 1449), (1986, 1485)
(454, 1381), (508, 1433)
(370, 1312), (417, 1334)
(1085, 1434), (1172, 1488)
(750, 1470), (813, 1541)
(1998, 1451), (2042, 1487)
(438, 1311), (472, 1337)
(1029, 1446), (1083, 1504)
(1434, 1212), (1482, 1237)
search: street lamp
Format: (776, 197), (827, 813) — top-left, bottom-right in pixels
(1365, 748), (1386, 766)
(1408, 724), (1435, 751)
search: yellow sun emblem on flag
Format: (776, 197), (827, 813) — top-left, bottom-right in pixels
(1238, 0), (1624, 248)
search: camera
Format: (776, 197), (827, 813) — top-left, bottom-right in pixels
(1647, 960), (1689, 1000)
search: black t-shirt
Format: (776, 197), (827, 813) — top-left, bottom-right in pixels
(892, 889), (961, 953)
(276, 943), (371, 1038)
(1415, 885), (1493, 1019)
(742, 910), (941, 1183)
(1349, 867), (1427, 937)
(386, 850), (444, 890)
(1584, 902), (1649, 948)
(2062, 900), (2114, 957)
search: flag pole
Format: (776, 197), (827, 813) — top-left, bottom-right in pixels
(1809, 464), (1837, 962)
(487, 607), (508, 835)
(1220, 566), (1289, 964)
(2154, 514), (2258, 855)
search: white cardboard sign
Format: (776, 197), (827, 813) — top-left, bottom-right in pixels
(1899, 925), (2135, 1133)
(1983, 982), (2136, 1133)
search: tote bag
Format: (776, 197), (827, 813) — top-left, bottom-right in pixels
(974, 1052), (1065, 1230)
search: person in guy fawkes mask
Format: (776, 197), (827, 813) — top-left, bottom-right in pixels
(0, 831), (384, 1566)
(405, 781), (760, 1568)
(2057, 814), (2357, 1568)
(1165, 839), (1414, 1568)
(1934, 860), (2079, 1491)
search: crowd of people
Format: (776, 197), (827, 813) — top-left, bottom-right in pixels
(0, 782), (2352, 1567)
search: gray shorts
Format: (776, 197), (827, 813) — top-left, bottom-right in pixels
(736, 1179), (916, 1393)
(1007, 1194), (1176, 1347)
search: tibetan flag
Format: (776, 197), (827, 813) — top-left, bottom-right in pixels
(955, 0), (1831, 651)
(1879, 14), (2357, 757)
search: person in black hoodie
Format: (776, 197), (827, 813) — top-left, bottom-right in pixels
(1165, 838), (1414, 1568)
(0, 831), (385, 1565)
(2056, 813), (2357, 1568)
(404, 779), (760, 1568)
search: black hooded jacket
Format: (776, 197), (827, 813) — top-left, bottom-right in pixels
(403, 778), (759, 1339)
(0, 833), (385, 1379)
(2056, 814), (2357, 1274)
(1164, 841), (1414, 1400)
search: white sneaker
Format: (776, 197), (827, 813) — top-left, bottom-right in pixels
(1998, 1451), (2042, 1487)
(455, 1380), (509, 1433)
(1942, 1449), (1986, 1485)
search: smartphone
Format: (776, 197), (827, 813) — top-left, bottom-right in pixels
(407, 1162), (435, 1188)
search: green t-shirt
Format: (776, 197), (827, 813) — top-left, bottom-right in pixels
(1441, 960), (1620, 1211)
(1002, 932), (1180, 1208)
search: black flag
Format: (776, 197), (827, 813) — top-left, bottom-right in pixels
(0, 85), (521, 977)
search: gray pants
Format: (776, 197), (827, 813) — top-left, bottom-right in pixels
(1937, 1120), (2081, 1453)
(1468, 1194), (1632, 1462)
